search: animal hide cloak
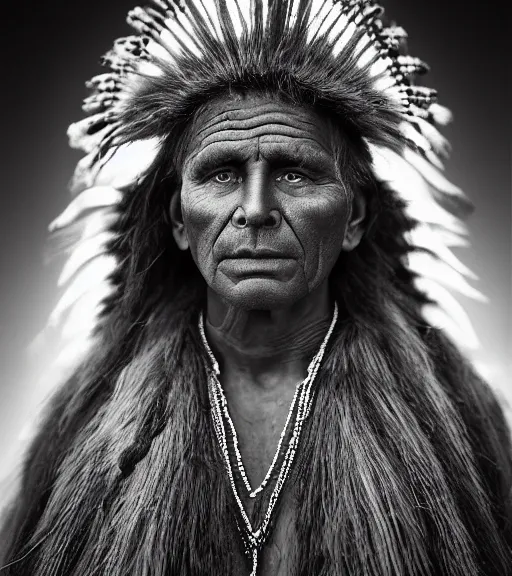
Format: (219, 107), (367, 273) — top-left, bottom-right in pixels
(1, 289), (511, 575)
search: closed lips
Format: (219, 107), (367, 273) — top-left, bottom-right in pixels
(226, 249), (292, 259)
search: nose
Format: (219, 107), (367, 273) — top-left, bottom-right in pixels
(231, 206), (281, 229)
(231, 163), (281, 229)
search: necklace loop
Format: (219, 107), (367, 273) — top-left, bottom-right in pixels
(198, 302), (338, 575)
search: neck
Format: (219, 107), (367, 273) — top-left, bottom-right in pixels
(204, 282), (334, 387)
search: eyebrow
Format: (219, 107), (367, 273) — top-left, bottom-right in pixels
(186, 138), (335, 176)
(185, 147), (251, 177)
(258, 144), (334, 171)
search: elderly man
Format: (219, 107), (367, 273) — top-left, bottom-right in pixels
(1, 1), (511, 575)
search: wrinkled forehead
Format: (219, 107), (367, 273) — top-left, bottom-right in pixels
(182, 92), (339, 168)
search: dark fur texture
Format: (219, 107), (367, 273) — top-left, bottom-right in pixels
(1, 1), (511, 572)
(1, 138), (511, 574)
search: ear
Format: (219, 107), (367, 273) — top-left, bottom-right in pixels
(341, 190), (367, 252)
(169, 191), (189, 251)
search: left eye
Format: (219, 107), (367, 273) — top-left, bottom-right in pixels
(278, 172), (304, 184)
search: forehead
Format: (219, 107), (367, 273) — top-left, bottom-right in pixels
(183, 93), (336, 167)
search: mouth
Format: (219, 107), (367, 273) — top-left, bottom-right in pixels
(218, 255), (297, 281)
(225, 248), (292, 260)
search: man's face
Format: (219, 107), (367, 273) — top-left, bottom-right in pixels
(172, 93), (364, 309)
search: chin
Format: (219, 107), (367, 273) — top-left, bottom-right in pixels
(217, 277), (307, 310)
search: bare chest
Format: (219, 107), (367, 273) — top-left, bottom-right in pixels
(225, 377), (298, 494)
(258, 494), (296, 576)
(223, 378), (301, 576)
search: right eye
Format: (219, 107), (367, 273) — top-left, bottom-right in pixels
(213, 171), (236, 183)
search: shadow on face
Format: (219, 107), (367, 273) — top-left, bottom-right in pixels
(169, 91), (368, 310)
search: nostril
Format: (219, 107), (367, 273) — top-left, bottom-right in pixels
(231, 207), (281, 228)
(263, 210), (282, 228)
(231, 207), (248, 229)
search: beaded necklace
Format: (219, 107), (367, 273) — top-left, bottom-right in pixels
(198, 303), (338, 576)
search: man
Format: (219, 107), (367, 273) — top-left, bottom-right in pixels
(1, 1), (510, 575)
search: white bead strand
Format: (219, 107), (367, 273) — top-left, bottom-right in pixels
(198, 302), (338, 574)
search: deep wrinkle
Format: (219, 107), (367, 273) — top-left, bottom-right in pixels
(172, 92), (366, 381)
(191, 101), (329, 146)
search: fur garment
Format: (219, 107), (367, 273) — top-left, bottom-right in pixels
(1, 170), (511, 574)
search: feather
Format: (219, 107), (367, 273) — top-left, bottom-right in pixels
(67, 121), (117, 155)
(127, 7), (164, 41)
(80, 210), (118, 241)
(406, 202), (466, 236)
(409, 116), (451, 158)
(373, 78), (404, 104)
(49, 188), (122, 232)
(399, 122), (444, 170)
(317, 1), (344, 43)
(58, 232), (115, 286)
(49, 255), (117, 327)
(136, 59), (166, 78)
(403, 148), (459, 196)
(224, 0), (245, 39)
(369, 145), (467, 235)
(429, 103), (453, 126)
(434, 228), (470, 248)
(45, 210), (117, 257)
(307, 0), (334, 42)
(82, 94), (119, 115)
(94, 139), (160, 189)
(380, 25), (407, 52)
(188, 0), (223, 40)
(368, 54), (393, 79)
(145, 37), (177, 64)
(421, 303), (479, 350)
(86, 72), (118, 88)
(68, 138), (161, 196)
(332, 18), (356, 57)
(69, 151), (100, 194)
(61, 285), (113, 340)
(407, 225), (477, 280)
(352, 28), (375, 62)
(403, 148), (473, 216)
(53, 336), (95, 369)
(326, 9), (347, 43)
(396, 55), (429, 76)
(408, 252), (486, 302)
(416, 278), (480, 349)
(67, 113), (110, 149)
(164, 13), (203, 58)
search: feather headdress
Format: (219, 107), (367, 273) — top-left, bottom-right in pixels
(49, 0), (482, 374)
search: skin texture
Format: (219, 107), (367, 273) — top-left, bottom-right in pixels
(171, 93), (366, 309)
(170, 92), (367, 574)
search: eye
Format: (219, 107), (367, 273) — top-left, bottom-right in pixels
(277, 172), (304, 184)
(213, 171), (237, 184)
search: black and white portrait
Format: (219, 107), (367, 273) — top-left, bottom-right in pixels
(0, 1), (510, 574)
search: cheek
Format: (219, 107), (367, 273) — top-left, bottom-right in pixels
(180, 184), (232, 270)
(289, 188), (350, 283)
